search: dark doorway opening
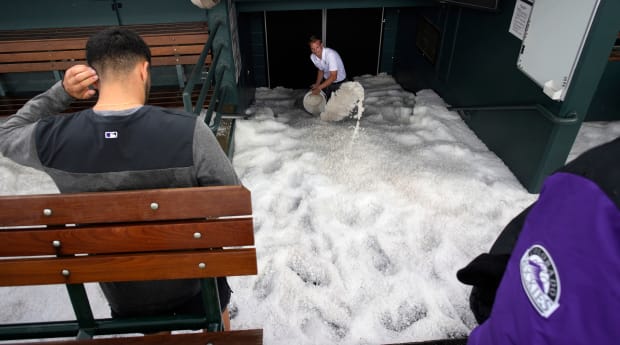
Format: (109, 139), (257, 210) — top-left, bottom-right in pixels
(327, 8), (383, 80)
(266, 10), (322, 89)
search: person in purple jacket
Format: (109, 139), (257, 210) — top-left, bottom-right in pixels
(457, 136), (620, 344)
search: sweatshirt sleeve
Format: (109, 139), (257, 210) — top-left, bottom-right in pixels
(192, 118), (240, 186)
(0, 81), (74, 168)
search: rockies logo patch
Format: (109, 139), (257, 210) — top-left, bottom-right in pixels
(520, 244), (561, 318)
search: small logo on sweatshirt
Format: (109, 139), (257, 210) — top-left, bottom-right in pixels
(104, 131), (118, 139)
(520, 244), (560, 318)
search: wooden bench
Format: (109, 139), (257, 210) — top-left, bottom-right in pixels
(0, 186), (262, 344)
(0, 22), (213, 116)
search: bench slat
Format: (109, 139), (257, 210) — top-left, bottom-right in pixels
(0, 39), (87, 53)
(0, 248), (257, 286)
(2, 60), (108, 73)
(0, 88), (212, 117)
(0, 61), (85, 74)
(0, 33), (208, 54)
(143, 33), (208, 46)
(1, 329), (263, 345)
(0, 186), (251, 226)
(0, 22), (208, 41)
(0, 218), (253, 256)
(152, 54), (208, 66)
(0, 44), (205, 64)
(151, 44), (207, 57)
(0, 50), (86, 64)
(0, 54), (210, 73)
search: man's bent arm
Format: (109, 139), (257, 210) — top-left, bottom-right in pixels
(314, 70), (324, 88)
(319, 71), (337, 90)
(0, 81), (73, 168)
(4, 81), (73, 129)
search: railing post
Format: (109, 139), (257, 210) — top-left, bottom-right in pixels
(184, 0), (240, 133)
(66, 284), (96, 339)
(183, 24), (218, 114)
(200, 278), (223, 332)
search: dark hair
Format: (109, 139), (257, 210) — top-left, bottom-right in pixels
(86, 27), (151, 76)
(308, 35), (322, 45)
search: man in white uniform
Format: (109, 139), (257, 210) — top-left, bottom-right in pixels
(309, 35), (346, 100)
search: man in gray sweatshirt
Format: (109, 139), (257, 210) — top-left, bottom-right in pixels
(0, 28), (239, 328)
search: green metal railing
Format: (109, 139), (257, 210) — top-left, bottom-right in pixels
(0, 278), (224, 340)
(183, 2), (236, 134)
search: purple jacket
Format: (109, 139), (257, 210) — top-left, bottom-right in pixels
(467, 138), (620, 344)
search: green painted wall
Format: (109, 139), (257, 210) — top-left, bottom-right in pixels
(587, 61), (620, 121)
(0, 1), (116, 29)
(392, 7), (443, 93)
(379, 8), (399, 75)
(392, 0), (620, 192)
(446, 7), (553, 107)
(0, 0), (205, 30)
(394, 3), (559, 110)
(113, 0), (206, 25)
(239, 12), (268, 88)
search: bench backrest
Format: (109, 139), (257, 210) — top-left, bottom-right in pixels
(0, 86), (211, 117)
(0, 22), (211, 73)
(0, 185), (256, 340)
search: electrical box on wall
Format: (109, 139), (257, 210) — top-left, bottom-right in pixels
(515, 0), (600, 101)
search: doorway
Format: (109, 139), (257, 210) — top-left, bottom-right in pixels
(326, 8), (383, 79)
(265, 8), (384, 89)
(266, 10), (322, 89)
